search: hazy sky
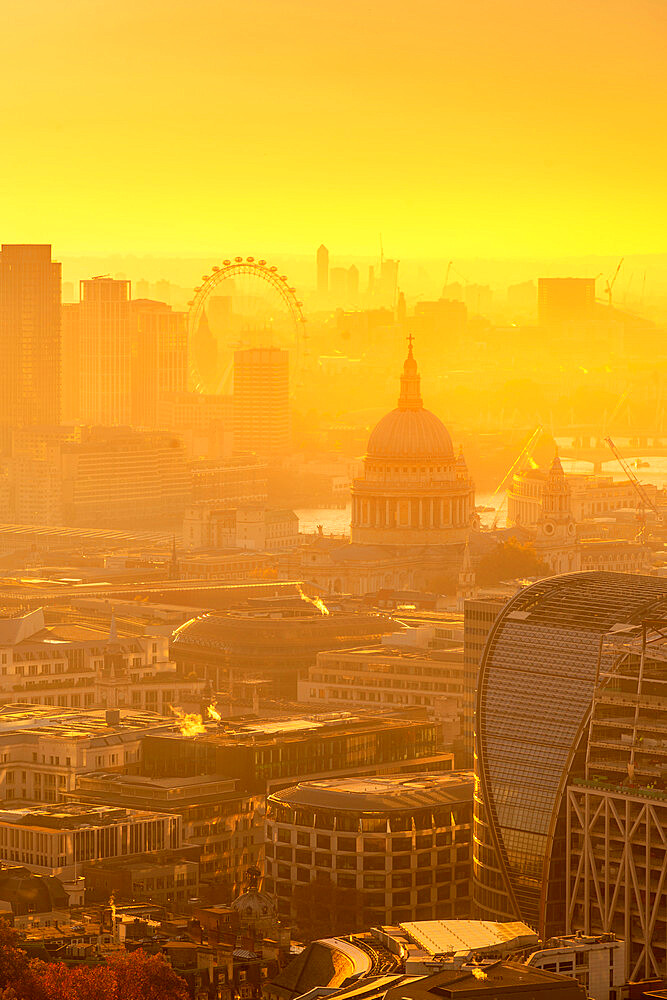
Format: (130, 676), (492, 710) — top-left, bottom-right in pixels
(3, 0), (666, 258)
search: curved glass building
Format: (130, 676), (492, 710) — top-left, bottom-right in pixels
(473, 571), (667, 939)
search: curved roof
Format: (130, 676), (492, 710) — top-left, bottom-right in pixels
(367, 407), (454, 461)
(269, 772), (473, 813)
(366, 341), (455, 462)
(474, 571), (667, 935)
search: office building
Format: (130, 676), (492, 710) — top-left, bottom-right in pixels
(78, 276), (132, 425)
(184, 503), (299, 551)
(461, 596), (508, 767)
(0, 801), (182, 881)
(298, 640), (464, 728)
(129, 298), (188, 427)
(0, 245), (61, 451)
(537, 278), (596, 326)
(233, 347), (290, 456)
(265, 773), (473, 936)
(75, 771), (263, 896)
(317, 244), (329, 297)
(142, 711), (452, 793)
(473, 571), (667, 976)
(0, 703), (173, 804)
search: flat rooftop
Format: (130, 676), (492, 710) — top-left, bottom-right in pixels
(0, 802), (172, 829)
(270, 772), (474, 812)
(0, 705), (172, 741)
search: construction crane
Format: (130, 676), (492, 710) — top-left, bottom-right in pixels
(604, 258), (624, 308)
(604, 436), (661, 542)
(491, 426), (543, 530)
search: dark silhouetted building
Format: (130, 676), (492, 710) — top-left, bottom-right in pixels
(537, 277), (596, 325)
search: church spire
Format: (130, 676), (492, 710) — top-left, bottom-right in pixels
(398, 334), (423, 411)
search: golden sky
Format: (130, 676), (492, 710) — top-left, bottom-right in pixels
(3, 0), (666, 257)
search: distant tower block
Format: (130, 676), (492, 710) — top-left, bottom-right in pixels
(233, 347), (290, 456)
(0, 244), (62, 451)
(316, 244), (329, 297)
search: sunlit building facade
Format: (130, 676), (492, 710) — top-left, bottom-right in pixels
(473, 572), (667, 966)
(351, 341), (475, 546)
(0, 245), (61, 451)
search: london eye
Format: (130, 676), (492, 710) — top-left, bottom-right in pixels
(187, 257), (307, 393)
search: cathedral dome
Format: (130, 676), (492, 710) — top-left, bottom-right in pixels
(367, 407), (454, 460)
(366, 338), (454, 461)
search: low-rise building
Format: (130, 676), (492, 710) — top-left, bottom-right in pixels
(0, 704), (173, 804)
(0, 801), (182, 881)
(184, 504), (299, 552)
(74, 771), (264, 897)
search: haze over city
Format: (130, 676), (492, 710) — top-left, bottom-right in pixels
(0, 2), (666, 999)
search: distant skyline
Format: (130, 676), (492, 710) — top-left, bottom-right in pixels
(3, 0), (666, 258)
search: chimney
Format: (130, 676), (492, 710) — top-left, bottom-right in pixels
(105, 709), (121, 727)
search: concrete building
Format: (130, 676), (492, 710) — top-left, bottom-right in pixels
(78, 276), (132, 425)
(190, 455), (268, 505)
(233, 348), (290, 456)
(158, 391), (234, 459)
(5, 425), (191, 528)
(508, 467), (644, 528)
(0, 704), (173, 804)
(75, 771), (263, 897)
(129, 299), (188, 427)
(0, 245), (61, 452)
(141, 711), (453, 794)
(265, 773), (473, 937)
(472, 571), (667, 978)
(317, 244), (329, 297)
(171, 609), (404, 700)
(0, 607), (205, 715)
(351, 341), (475, 546)
(298, 640), (464, 732)
(0, 801), (182, 881)
(184, 504), (299, 551)
(461, 596), (508, 767)
(538, 278), (596, 326)
(526, 933), (625, 1000)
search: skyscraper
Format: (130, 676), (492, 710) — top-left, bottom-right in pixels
(78, 276), (131, 425)
(0, 244), (61, 450)
(473, 572), (667, 958)
(129, 298), (188, 427)
(233, 347), (289, 456)
(316, 244), (329, 297)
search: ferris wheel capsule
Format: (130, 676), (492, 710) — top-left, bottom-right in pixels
(202, 276), (210, 281)
(246, 256), (254, 263)
(212, 266), (220, 272)
(223, 260), (231, 266)
(288, 287), (296, 293)
(280, 275), (288, 281)
(258, 259), (267, 266)
(269, 266), (277, 272)
(235, 256), (243, 263)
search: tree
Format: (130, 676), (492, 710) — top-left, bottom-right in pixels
(476, 537), (550, 586)
(0, 925), (189, 1000)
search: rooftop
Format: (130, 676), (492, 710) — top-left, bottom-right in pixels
(269, 772), (473, 812)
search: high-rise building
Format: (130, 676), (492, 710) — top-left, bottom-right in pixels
(472, 571), (667, 970)
(0, 245), (61, 451)
(462, 596), (507, 767)
(537, 277), (596, 325)
(316, 244), (329, 297)
(78, 276), (131, 425)
(129, 299), (188, 427)
(329, 266), (348, 303)
(233, 347), (289, 456)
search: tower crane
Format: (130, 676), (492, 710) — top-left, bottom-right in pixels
(604, 258), (624, 308)
(604, 436), (662, 542)
(491, 426), (543, 530)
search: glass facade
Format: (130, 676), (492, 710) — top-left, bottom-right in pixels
(473, 572), (667, 937)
